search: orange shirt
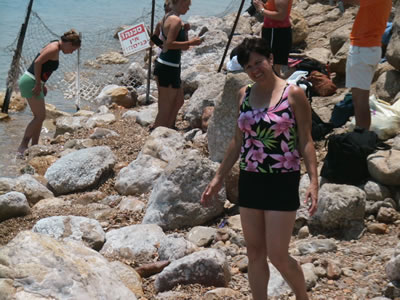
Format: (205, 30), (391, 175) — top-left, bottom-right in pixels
(263, 0), (293, 28)
(350, 0), (391, 47)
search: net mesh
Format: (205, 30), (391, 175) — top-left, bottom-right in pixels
(4, 0), (240, 107)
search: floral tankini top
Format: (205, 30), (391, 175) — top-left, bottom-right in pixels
(238, 84), (300, 173)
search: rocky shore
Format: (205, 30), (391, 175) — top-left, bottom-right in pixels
(1, 0), (400, 299)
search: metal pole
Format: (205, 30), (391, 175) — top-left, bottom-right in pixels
(75, 32), (82, 111)
(217, 0), (246, 73)
(2, 0), (34, 114)
(146, 0), (156, 104)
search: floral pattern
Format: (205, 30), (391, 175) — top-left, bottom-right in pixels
(238, 84), (300, 173)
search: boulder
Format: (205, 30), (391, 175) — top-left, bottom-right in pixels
(32, 215), (106, 250)
(142, 150), (225, 230)
(291, 9), (309, 45)
(386, 242), (400, 282)
(375, 70), (400, 104)
(329, 25), (351, 55)
(115, 127), (185, 195)
(368, 150), (400, 186)
(208, 73), (252, 162)
(309, 183), (366, 239)
(55, 115), (88, 136)
(154, 249), (231, 292)
(328, 40), (350, 75)
(386, 1), (400, 70)
(0, 192), (30, 222)
(183, 71), (225, 129)
(0, 231), (137, 299)
(14, 174), (54, 204)
(100, 224), (166, 263)
(45, 146), (116, 194)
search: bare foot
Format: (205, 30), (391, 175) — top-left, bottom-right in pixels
(16, 146), (27, 158)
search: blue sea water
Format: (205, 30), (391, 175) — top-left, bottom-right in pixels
(0, 0), (246, 177)
(0, 0), (244, 88)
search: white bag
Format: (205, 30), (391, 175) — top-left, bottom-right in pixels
(368, 95), (400, 140)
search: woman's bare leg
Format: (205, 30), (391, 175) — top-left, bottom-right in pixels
(17, 96), (46, 154)
(240, 207), (269, 300)
(265, 210), (309, 300)
(168, 86), (184, 128)
(153, 81), (178, 129)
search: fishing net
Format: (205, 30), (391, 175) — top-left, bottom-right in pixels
(4, 0), (241, 107)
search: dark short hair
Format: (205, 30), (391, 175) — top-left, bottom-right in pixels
(236, 38), (272, 68)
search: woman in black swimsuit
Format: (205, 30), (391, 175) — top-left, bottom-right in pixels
(17, 29), (81, 157)
(152, 0), (202, 130)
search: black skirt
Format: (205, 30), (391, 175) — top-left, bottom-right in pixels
(238, 169), (300, 211)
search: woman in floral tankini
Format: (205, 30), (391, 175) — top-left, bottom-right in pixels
(201, 38), (318, 300)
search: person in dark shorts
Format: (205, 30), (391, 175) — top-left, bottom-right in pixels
(201, 38), (318, 300)
(253, 0), (293, 77)
(17, 29), (81, 157)
(152, 0), (202, 129)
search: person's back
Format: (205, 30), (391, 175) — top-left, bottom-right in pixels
(350, 0), (391, 47)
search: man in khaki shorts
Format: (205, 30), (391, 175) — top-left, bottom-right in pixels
(344, 0), (391, 129)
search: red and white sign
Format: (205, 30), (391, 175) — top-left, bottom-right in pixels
(118, 23), (150, 56)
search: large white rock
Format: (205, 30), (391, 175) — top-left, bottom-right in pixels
(32, 216), (106, 250)
(115, 127), (185, 196)
(183, 71), (225, 129)
(142, 150), (225, 230)
(309, 183), (366, 239)
(45, 146), (116, 195)
(100, 224), (166, 263)
(368, 150), (400, 186)
(207, 73), (252, 162)
(55, 115), (88, 136)
(154, 249), (231, 292)
(14, 174), (54, 205)
(0, 231), (138, 300)
(386, 242), (400, 282)
(0, 192), (30, 222)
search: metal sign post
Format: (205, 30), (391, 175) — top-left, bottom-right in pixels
(75, 32), (82, 111)
(217, 0), (245, 73)
(146, 0), (156, 104)
(2, 0), (34, 114)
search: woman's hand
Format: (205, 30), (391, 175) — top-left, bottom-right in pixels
(189, 37), (202, 47)
(32, 83), (41, 96)
(304, 181), (318, 216)
(200, 177), (223, 207)
(253, 0), (264, 12)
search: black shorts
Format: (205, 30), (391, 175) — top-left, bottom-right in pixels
(238, 170), (300, 211)
(261, 27), (292, 66)
(153, 60), (181, 88)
